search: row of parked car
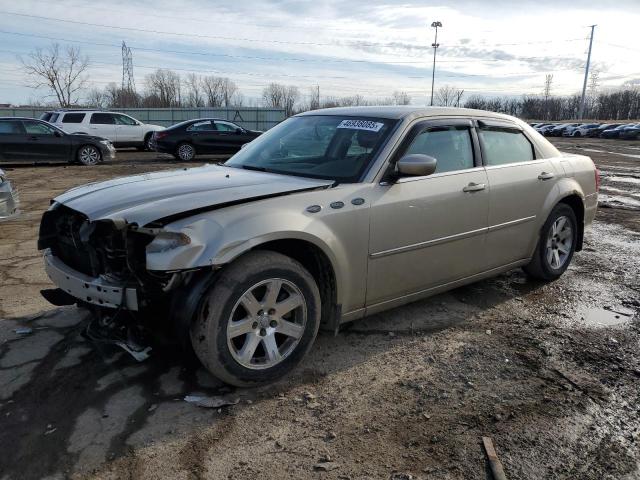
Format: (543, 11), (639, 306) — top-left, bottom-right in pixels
(0, 109), (262, 165)
(530, 122), (640, 139)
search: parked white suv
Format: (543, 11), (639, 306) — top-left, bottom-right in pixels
(42, 111), (164, 150)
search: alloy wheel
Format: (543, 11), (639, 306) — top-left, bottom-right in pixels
(546, 215), (573, 269)
(178, 143), (195, 161)
(225, 278), (307, 370)
(79, 146), (100, 165)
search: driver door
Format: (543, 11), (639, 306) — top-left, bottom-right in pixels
(366, 119), (490, 307)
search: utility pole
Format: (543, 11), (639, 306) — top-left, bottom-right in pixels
(430, 21), (442, 106)
(578, 25), (596, 120)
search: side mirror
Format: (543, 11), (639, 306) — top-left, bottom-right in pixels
(235, 128), (244, 134)
(54, 130), (63, 137)
(396, 154), (437, 177)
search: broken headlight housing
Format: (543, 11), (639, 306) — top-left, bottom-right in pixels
(146, 231), (191, 254)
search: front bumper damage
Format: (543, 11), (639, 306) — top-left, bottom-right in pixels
(43, 249), (139, 310)
(0, 174), (19, 220)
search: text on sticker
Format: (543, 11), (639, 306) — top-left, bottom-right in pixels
(337, 120), (384, 132)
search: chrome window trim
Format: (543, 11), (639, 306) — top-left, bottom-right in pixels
(395, 166), (485, 184)
(483, 159), (547, 170)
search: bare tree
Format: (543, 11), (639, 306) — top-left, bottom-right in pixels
(144, 69), (181, 107)
(262, 83), (299, 116)
(86, 87), (106, 108)
(200, 76), (240, 107)
(185, 73), (204, 107)
(392, 91), (411, 105)
(21, 43), (90, 107)
(435, 85), (464, 107)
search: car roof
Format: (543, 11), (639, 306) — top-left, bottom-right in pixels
(0, 116), (44, 120)
(295, 106), (519, 122)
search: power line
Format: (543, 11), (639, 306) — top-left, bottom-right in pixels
(0, 29), (588, 70)
(0, 11), (588, 51)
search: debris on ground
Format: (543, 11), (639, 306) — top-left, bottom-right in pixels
(183, 395), (240, 409)
(483, 436), (508, 480)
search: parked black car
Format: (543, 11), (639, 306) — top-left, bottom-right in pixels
(620, 124), (640, 140)
(150, 118), (262, 161)
(547, 123), (580, 137)
(586, 123), (623, 138)
(0, 118), (115, 166)
(601, 124), (636, 139)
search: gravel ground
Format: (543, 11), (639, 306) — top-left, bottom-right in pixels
(0, 139), (639, 480)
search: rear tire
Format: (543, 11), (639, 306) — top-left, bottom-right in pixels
(524, 204), (577, 281)
(190, 251), (321, 387)
(176, 142), (196, 161)
(77, 145), (101, 166)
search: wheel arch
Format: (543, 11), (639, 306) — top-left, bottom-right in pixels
(252, 238), (339, 331)
(557, 194), (585, 251)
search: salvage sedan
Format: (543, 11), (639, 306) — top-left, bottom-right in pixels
(38, 107), (599, 386)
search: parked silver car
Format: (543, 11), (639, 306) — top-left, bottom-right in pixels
(38, 107), (599, 386)
(0, 168), (19, 220)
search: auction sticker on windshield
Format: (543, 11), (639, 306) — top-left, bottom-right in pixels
(337, 119), (384, 132)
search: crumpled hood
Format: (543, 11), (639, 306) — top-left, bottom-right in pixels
(53, 164), (332, 226)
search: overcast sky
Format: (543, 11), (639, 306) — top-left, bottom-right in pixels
(0, 0), (638, 106)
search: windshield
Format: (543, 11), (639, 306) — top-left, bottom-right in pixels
(225, 115), (397, 183)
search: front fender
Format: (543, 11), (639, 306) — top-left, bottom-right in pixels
(146, 210), (355, 308)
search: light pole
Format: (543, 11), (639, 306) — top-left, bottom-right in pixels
(430, 21), (442, 106)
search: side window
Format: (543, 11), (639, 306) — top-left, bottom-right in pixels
(49, 113), (59, 123)
(479, 127), (535, 166)
(0, 120), (24, 134)
(62, 113), (86, 124)
(215, 121), (238, 132)
(404, 126), (474, 174)
(90, 113), (115, 125)
(23, 121), (56, 135)
(113, 114), (138, 126)
(187, 121), (215, 131)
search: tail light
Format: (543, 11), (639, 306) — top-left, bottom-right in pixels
(155, 131), (169, 140)
(594, 168), (600, 192)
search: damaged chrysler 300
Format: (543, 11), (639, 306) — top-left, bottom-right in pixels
(38, 106), (599, 386)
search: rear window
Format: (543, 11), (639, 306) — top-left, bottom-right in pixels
(90, 113), (115, 125)
(479, 127), (535, 166)
(62, 113), (86, 123)
(49, 113), (59, 123)
(0, 120), (23, 134)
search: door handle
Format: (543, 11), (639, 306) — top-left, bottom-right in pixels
(463, 182), (486, 192)
(29, 136), (39, 141)
(538, 172), (555, 180)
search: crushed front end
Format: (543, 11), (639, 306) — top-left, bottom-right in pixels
(37, 203), (176, 311)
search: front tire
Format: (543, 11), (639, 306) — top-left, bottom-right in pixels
(190, 251), (321, 387)
(176, 142), (196, 161)
(524, 203), (577, 281)
(77, 145), (101, 166)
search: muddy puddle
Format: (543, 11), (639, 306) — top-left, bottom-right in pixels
(575, 306), (636, 327)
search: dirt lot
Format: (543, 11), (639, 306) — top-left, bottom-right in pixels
(1, 139), (639, 480)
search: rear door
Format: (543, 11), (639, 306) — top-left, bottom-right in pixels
(88, 113), (117, 142)
(22, 120), (71, 162)
(479, 120), (560, 268)
(0, 120), (26, 162)
(186, 120), (222, 153)
(60, 112), (87, 134)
